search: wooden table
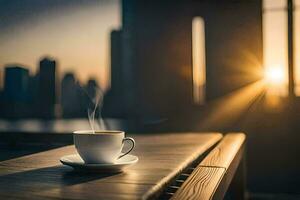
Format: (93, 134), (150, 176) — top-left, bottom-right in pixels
(0, 133), (225, 199)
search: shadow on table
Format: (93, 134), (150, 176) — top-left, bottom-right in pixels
(0, 145), (66, 162)
(0, 165), (121, 191)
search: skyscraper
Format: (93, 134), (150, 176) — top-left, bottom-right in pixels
(3, 66), (30, 102)
(61, 73), (83, 118)
(110, 30), (123, 96)
(38, 57), (56, 118)
(2, 65), (31, 118)
(102, 29), (127, 117)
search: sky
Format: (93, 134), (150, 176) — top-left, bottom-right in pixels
(0, 0), (120, 90)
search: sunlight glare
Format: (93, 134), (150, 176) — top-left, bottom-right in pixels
(264, 65), (288, 96)
(265, 66), (285, 85)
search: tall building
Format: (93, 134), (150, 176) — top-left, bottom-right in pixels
(0, 69), (3, 92)
(28, 74), (39, 110)
(3, 66), (30, 102)
(38, 57), (57, 118)
(2, 65), (31, 118)
(61, 73), (83, 118)
(110, 30), (123, 96)
(102, 29), (127, 117)
(107, 0), (263, 119)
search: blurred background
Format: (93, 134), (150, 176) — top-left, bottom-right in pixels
(0, 0), (300, 199)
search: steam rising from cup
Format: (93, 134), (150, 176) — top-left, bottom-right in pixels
(76, 82), (107, 133)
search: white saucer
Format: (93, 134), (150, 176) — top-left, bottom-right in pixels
(60, 154), (138, 172)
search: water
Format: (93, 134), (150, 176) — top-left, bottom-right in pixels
(0, 119), (124, 134)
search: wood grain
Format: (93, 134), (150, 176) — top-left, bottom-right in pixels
(212, 133), (246, 200)
(0, 133), (222, 200)
(171, 167), (225, 200)
(199, 133), (245, 168)
(172, 133), (246, 200)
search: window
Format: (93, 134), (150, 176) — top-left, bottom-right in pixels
(294, 0), (300, 95)
(192, 17), (206, 105)
(263, 0), (288, 96)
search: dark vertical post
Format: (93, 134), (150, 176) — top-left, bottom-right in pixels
(224, 147), (246, 200)
(288, 0), (295, 97)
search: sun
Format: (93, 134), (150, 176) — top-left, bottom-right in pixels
(264, 67), (285, 85)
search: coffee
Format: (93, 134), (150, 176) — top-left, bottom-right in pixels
(75, 130), (121, 135)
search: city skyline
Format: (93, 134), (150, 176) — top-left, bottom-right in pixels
(0, 58), (103, 90)
(0, 56), (101, 119)
(0, 0), (120, 90)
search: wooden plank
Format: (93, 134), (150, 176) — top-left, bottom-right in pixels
(141, 133), (223, 199)
(171, 167), (225, 200)
(199, 133), (245, 168)
(0, 178), (152, 199)
(212, 134), (246, 200)
(0, 133), (222, 200)
(172, 133), (246, 200)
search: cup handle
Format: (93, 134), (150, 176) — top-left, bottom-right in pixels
(119, 137), (135, 159)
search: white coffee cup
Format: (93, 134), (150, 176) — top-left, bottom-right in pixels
(73, 130), (135, 164)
